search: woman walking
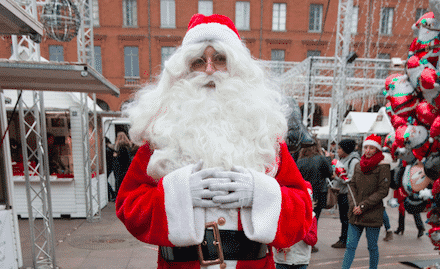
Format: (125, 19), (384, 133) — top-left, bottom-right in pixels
(113, 132), (133, 195)
(341, 134), (391, 269)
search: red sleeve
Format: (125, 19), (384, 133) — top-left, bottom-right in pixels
(302, 217), (318, 246)
(270, 142), (313, 248)
(115, 143), (173, 247)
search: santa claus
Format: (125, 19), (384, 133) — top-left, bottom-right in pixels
(116, 14), (313, 269)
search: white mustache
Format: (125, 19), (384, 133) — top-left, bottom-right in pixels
(186, 71), (229, 87)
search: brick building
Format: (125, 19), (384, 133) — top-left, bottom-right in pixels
(0, 0), (430, 113)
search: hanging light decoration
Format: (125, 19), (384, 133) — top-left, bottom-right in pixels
(41, 0), (81, 42)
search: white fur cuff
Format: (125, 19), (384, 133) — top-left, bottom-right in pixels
(240, 169), (281, 243)
(162, 165), (205, 246)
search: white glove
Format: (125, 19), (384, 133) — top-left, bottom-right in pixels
(189, 160), (230, 208)
(387, 198), (399, 208)
(210, 166), (254, 208)
(419, 188), (433, 201)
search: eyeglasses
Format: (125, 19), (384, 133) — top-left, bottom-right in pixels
(190, 54), (227, 71)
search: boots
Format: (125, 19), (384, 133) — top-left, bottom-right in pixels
(394, 213), (405, 235)
(383, 231), (393, 241)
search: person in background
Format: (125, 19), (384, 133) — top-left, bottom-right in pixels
(274, 181), (318, 269)
(331, 139), (360, 249)
(47, 133), (66, 175)
(341, 134), (391, 269)
(113, 131), (133, 195)
(9, 138), (22, 163)
(105, 137), (117, 202)
(381, 145), (397, 241)
(296, 138), (332, 253)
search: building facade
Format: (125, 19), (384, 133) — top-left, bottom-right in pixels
(0, 0), (429, 112)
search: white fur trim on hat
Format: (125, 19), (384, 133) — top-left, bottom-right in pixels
(182, 22), (243, 48)
(363, 139), (382, 151)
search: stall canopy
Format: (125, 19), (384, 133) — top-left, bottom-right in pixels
(368, 107), (393, 135)
(342, 112), (378, 136)
(3, 90), (102, 111)
(0, 59), (120, 96)
(0, 0), (43, 40)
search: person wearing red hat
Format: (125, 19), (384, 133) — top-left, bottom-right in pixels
(115, 13), (313, 269)
(341, 134), (391, 269)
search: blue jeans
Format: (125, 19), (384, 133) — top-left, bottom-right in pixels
(342, 224), (381, 269)
(383, 210), (391, 231)
(276, 264), (308, 269)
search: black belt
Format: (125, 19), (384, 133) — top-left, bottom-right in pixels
(160, 228), (267, 263)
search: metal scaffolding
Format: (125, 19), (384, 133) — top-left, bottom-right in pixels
(10, 0), (56, 267)
(8, 0), (100, 267)
(329, 0), (353, 148)
(76, 0), (101, 222)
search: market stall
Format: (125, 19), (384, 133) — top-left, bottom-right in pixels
(4, 90), (108, 218)
(368, 107), (394, 135)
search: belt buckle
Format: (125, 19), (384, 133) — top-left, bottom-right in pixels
(197, 221), (226, 268)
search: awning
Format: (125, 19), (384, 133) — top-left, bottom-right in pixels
(0, 59), (120, 96)
(0, 0), (43, 42)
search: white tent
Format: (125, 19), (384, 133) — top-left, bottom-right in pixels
(368, 107), (394, 135)
(342, 112), (378, 136)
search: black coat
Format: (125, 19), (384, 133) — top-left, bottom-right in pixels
(297, 155), (332, 194)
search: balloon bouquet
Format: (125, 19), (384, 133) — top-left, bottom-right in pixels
(383, 0), (440, 248)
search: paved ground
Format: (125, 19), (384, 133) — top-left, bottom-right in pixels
(17, 202), (440, 269)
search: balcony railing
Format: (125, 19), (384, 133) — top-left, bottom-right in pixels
(124, 76), (141, 87)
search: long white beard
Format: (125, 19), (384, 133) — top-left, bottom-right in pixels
(141, 72), (286, 179)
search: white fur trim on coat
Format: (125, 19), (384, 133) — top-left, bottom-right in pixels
(162, 165), (205, 246)
(240, 169), (282, 244)
(182, 22), (244, 49)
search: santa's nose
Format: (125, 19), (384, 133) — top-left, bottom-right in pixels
(204, 60), (215, 75)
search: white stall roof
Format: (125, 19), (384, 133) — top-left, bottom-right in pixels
(342, 112), (378, 135)
(313, 125), (330, 139)
(368, 107), (393, 135)
(0, 0), (43, 38)
(3, 90), (102, 112)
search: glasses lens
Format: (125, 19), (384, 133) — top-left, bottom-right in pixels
(191, 58), (206, 70)
(213, 54), (227, 67)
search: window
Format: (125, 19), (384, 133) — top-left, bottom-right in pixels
(198, 0), (213, 16)
(92, 0), (99, 27)
(271, 49), (285, 74)
(351, 6), (359, 34)
(161, 47), (176, 68)
(49, 45), (64, 62)
(272, 3), (286, 31)
(309, 4), (323, 32)
(236, 2), (250, 30)
(376, 53), (390, 79)
(380, 7), (394, 35)
(94, 46), (102, 74)
(123, 0), (137, 27)
(124, 46), (140, 79)
(414, 8), (429, 36)
(161, 0), (176, 28)
(307, 50), (321, 58)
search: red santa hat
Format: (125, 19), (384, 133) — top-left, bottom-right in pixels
(182, 14), (242, 48)
(363, 134), (382, 151)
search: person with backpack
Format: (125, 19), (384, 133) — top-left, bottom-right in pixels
(331, 139), (360, 249)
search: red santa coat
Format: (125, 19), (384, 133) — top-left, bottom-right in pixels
(116, 142), (313, 269)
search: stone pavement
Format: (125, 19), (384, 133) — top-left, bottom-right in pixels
(17, 202), (440, 269)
